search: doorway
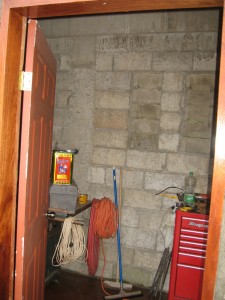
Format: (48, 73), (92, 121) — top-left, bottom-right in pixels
(1, 2), (225, 300)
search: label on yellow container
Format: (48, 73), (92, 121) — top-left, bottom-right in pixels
(52, 152), (73, 184)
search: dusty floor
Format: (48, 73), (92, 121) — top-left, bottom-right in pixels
(44, 270), (168, 300)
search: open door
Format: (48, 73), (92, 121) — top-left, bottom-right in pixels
(15, 20), (56, 300)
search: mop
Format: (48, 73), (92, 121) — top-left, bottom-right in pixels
(104, 167), (143, 300)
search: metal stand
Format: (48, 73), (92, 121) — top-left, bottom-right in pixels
(149, 247), (172, 299)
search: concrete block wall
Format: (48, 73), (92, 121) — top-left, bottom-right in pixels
(40, 8), (221, 291)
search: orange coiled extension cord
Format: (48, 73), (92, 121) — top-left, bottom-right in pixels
(87, 197), (118, 294)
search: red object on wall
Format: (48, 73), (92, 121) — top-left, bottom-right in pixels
(168, 210), (209, 300)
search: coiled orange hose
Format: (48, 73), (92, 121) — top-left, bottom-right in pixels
(87, 197), (118, 281)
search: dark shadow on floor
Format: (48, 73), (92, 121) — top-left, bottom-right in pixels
(45, 270), (168, 300)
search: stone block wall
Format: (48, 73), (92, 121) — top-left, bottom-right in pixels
(40, 9), (221, 292)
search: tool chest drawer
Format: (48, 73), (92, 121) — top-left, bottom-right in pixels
(178, 252), (206, 267)
(175, 264), (204, 300)
(181, 216), (209, 232)
(168, 210), (209, 300)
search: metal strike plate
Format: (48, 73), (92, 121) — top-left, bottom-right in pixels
(19, 71), (33, 91)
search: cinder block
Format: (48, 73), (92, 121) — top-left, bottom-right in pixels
(88, 183), (114, 200)
(94, 109), (128, 129)
(95, 90), (129, 109)
(53, 108), (66, 127)
(139, 210), (164, 231)
(122, 265), (152, 287)
(186, 73), (215, 91)
(69, 14), (130, 36)
(130, 12), (167, 33)
(95, 260), (114, 279)
(167, 153), (209, 175)
(93, 129), (128, 149)
(105, 168), (144, 189)
(185, 137), (211, 154)
(162, 72), (184, 91)
(127, 150), (166, 171)
(98, 241), (118, 262)
(122, 169), (144, 189)
(160, 112), (181, 131)
(161, 93), (181, 111)
(96, 53), (113, 71)
(56, 71), (74, 90)
(48, 37), (74, 54)
(96, 35), (131, 52)
(129, 134), (158, 151)
(121, 225), (158, 250)
(131, 33), (183, 52)
(133, 73), (162, 89)
(181, 33), (198, 50)
(95, 71), (131, 90)
(144, 172), (184, 191)
(114, 52), (152, 71)
(193, 51), (217, 71)
(134, 249), (163, 270)
(92, 147), (126, 167)
(51, 18), (70, 37)
(88, 167), (105, 184)
(187, 121), (211, 139)
(130, 119), (160, 135)
(121, 227), (139, 246)
(99, 242), (134, 265)
(68, 37), (96, 67)
(153, 52), (193, 71)
(136, 228), (157, 249)
(121, 207), (140, 227)
(123, 189), (162, 210)
(158, 133), (180, 152)
(197, 32), (218, 51)
(55, 90), (71, 108)
(134, 104), (160, 119)
(189, 104), (210, 122)
(132, 88), (161, 104)
(39, 19), (52, 37)
(187, 90), (214, 106)
(167, 10), (220, 32)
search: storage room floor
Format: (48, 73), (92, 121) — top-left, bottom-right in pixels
(45, 270), (168, 300)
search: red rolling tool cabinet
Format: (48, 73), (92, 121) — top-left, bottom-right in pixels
(168, 210), (209, 300)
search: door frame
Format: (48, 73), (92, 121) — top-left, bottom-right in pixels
(0, 1), (224, 299)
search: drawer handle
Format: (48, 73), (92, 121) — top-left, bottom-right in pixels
(179, 252), (206, 258)
(178, 263), (204, 270)
(179, 246), (206, 253)
(180, 240), (207, 247)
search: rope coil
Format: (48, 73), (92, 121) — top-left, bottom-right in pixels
(52, 216), (87, 266)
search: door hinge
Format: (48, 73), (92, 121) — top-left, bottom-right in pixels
(19, 71), (33, 91)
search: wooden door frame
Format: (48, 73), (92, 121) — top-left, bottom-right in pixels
(0, 1), (224, 299)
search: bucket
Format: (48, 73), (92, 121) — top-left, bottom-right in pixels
(195, 193), (210, 214)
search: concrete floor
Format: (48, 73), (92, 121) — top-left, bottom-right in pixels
(45, 270), (168, 300)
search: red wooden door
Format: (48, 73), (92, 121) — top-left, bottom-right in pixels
(15, 20), (56, 300)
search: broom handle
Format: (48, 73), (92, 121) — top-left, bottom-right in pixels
(113, 167), (123, 286)
(116, 168), (123, 282)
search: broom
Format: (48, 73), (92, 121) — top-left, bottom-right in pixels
(104, 167), (143, 300)
(104, 168), (132, 291)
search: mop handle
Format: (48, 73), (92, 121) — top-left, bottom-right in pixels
(113, 167), (123, 286)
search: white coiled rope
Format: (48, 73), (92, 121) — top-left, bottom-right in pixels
(52, 216), (87, 266)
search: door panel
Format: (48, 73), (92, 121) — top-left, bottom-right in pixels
(15, 20), (56, 300)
